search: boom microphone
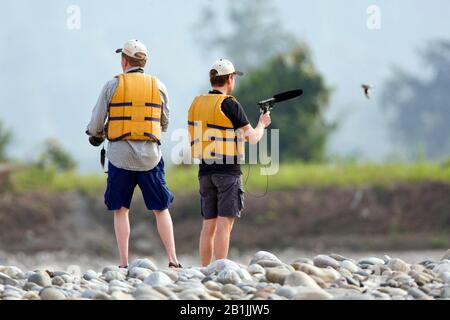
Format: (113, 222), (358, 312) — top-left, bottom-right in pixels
(258, 89), (304, 114)
(274, 89), (303, 103)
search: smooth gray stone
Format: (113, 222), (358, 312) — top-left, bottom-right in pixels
(265, 268), (290, 285)
(387, 258), (410, 273)
(204, 281), (222, 291)
(205, 259), (241, 275)
(340, 260), (359, 273)
(83, 270), (100, 281)
(81, 289), (102, 299)
(250, 251), (282, 266)
(40, 287), (66, 300)
(23, 282), (42, 292)
(433, 262), (450, 275)
(111, 291), (134, 300)
(248, 264), (266, 275)
(441, 286), (450, 299)
(222, 284), (244, 295)
(61, 275), (75, 283)
(333, 293), (375, 300)
(275, 286), (297, 299)
(358, 257), (385, 266)
(292, 287), (333, 300)
(284, 271), (320, 288)
(255, 260), (284, 268)
(129, 259), (158, 272)
(441, 249), (450, 261)
(94, 292), (112, 300)
(408, 287), (430, 300)
(179, 268), (205, 280)
(104, 270), (126, 282)
(133, 284), (167, 300)
(0, 272), (19, 286)
(52, 276), (65, 286)
(0, 266), (25, 280)
(153, 286), (179, 300)
(313, 255), (340, 269)
(53, 271), (70, 277)
(217, 269), (241, 285)
(28, 271), (52, 287)
(329, 254), (353, 262)
(292, 258), (314, 265)
(144, 271), (173, 287)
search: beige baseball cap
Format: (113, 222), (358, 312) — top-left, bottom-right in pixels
(115, 39), (148, 60)
(211, 59), (243, 76)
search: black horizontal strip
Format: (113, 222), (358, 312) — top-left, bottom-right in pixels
(145, 103), (162, 108)
(207, 124), (234, 131)
(209, 136), (243, 142)
(109, 102), (162, 108)
(144, 133), (161, 145)
(109, 117), (132, 121)
(210, 152), (242, 158)
(188, 121), (198, 127)
(145, 117), (160, 122)
(109, 102), (132, 107)
(190, 139), (200, 146)
(109, 132), (131, 142)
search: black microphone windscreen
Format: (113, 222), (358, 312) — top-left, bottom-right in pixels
(273, 89), (303, 103)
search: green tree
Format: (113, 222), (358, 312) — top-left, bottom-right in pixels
(38, 138), (77, 172)
(382, 40), (450, 160)
(0, 121), (12, 163)
(194, 0), (296, 70)
(235, 46), (333, 162)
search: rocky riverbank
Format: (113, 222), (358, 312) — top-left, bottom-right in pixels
(1, 250), (449, 300)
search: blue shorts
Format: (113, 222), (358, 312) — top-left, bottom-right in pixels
(104, 158), (174, 211)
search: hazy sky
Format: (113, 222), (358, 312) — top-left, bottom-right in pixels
(1, 0), (449, 171)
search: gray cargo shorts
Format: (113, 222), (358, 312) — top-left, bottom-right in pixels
(199, 174), (245, 220)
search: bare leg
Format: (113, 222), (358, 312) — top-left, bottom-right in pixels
(199, 219), (218, 267)
(114, 207), (130, 267)
(214, 217), (236, 261)
(154, 209), (179, 265)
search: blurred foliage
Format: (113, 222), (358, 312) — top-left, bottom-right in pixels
(0, 120), (12, 163)
(194, 0), (297, 70)
(38, 138), (77, 172)
(7, 162), (450, 194)
(9, 166), (57, 193)
(194, 0), (333, 162)
(166, 162), (450, 192)
(235, 46), (333, 162)
(382, 40), (450, 160)
(9, 167), (105, 194)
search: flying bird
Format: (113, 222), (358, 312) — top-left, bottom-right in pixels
(361, 84), (374, 99)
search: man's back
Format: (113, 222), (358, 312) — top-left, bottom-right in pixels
(87, 67), (170, 171)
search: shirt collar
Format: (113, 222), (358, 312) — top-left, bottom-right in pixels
(125, 66), (144, 73)
(209, 89), (225, 95)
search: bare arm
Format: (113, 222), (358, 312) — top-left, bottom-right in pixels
(239, 112), (271, 145)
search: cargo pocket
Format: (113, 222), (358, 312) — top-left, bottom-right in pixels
(104, 173), (112, 208)
(238, 188), (245, 211)
(238, 176), (245, 212)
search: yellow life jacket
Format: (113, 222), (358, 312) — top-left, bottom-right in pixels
(188, 94), (244, 161)
(106, 73), (162, 144)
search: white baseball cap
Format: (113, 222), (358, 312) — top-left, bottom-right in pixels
(211, 59), (243, 76)
(115, 39), (148, 60)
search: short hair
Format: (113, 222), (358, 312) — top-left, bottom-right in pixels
(210, 69), (232, 87)
(122, 53), (147, 68)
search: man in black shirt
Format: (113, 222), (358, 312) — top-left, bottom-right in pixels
(188, 59), (271, 266)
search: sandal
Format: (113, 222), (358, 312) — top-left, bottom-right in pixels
(169, 262), (183, 269)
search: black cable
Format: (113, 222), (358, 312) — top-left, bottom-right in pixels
(243, 163), (269, 198)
